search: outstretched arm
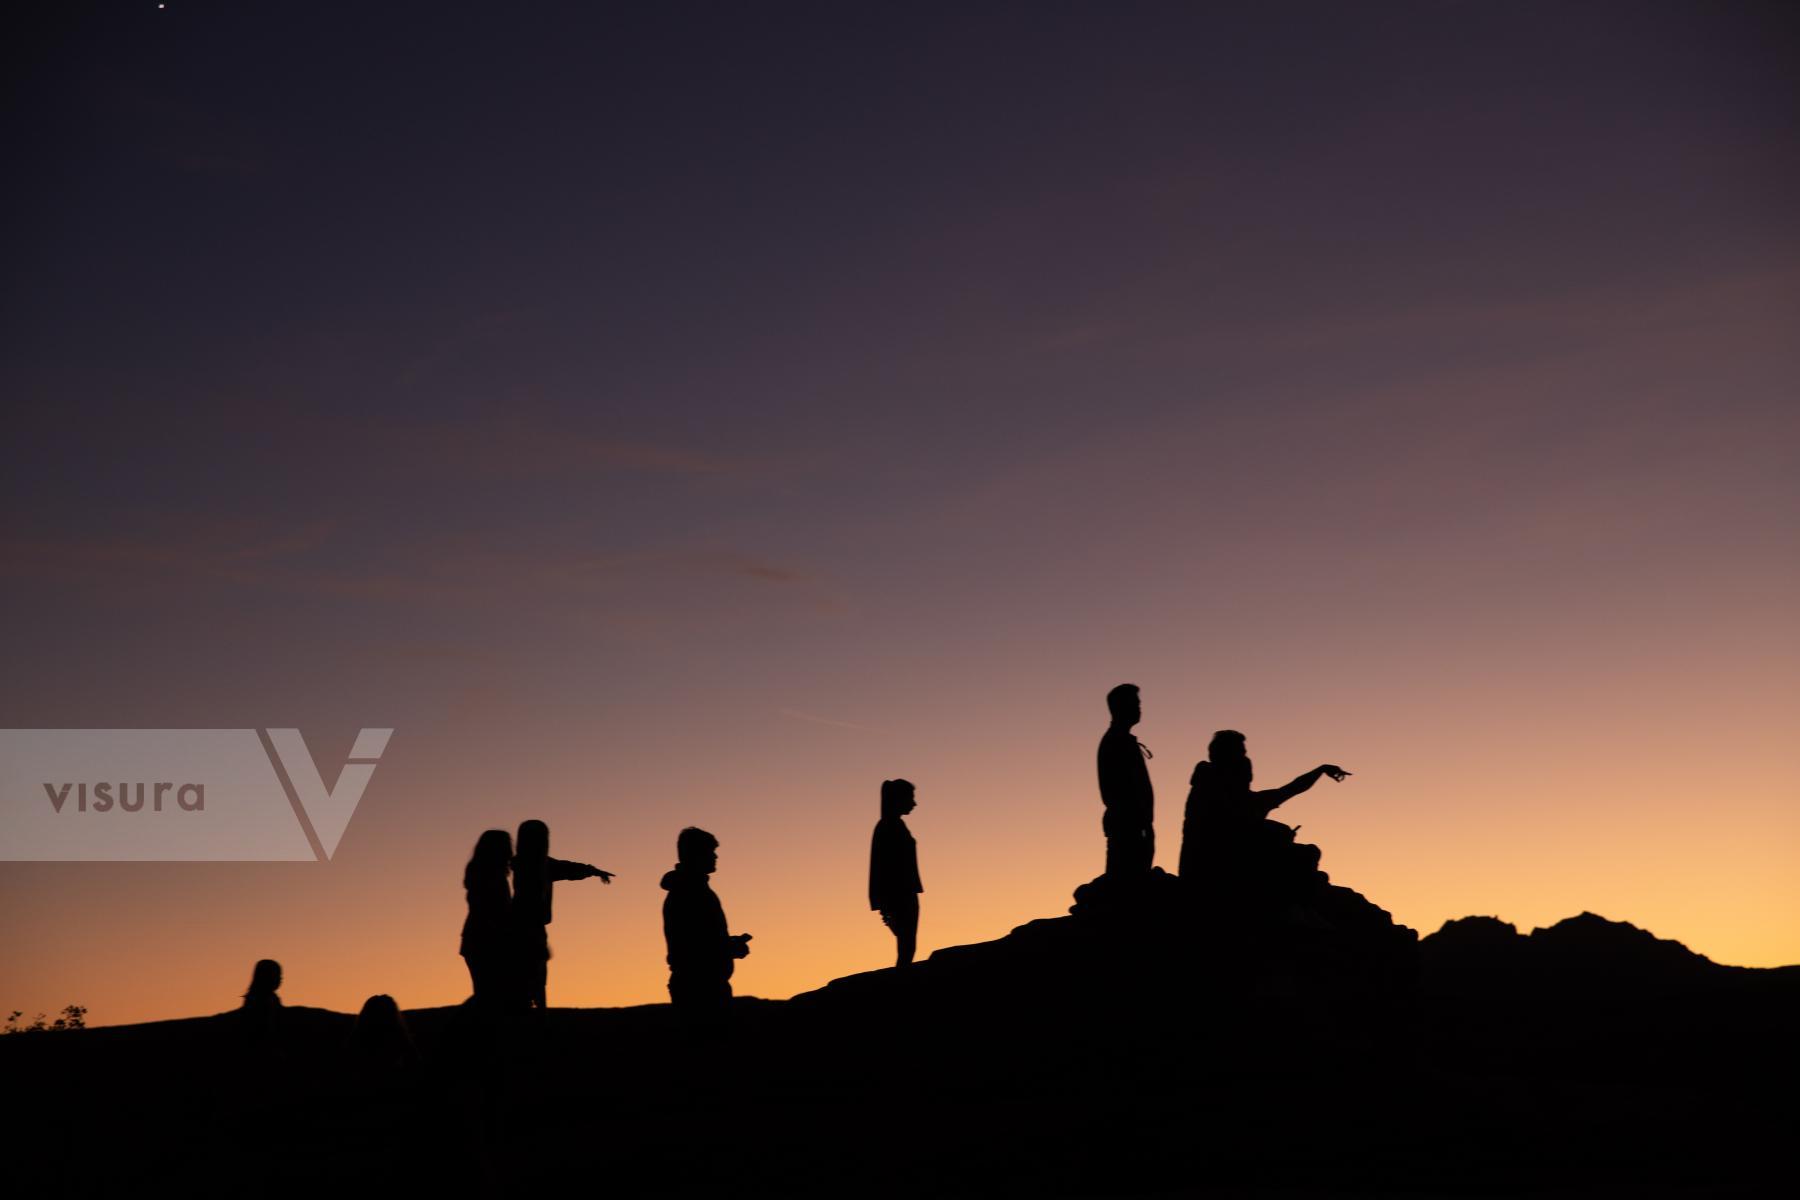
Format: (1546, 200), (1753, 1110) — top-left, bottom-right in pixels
(546, 856), (615, 884)
(1253, 765), (1350, 812)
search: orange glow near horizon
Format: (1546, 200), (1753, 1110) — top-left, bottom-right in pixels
(4, 649), (1796, 1028)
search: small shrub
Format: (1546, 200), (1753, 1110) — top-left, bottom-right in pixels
(4, 1005), (87, 1034)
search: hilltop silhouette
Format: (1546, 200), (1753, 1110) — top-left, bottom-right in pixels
(7, 890), (1793, 1196)
(1422, 911), (1749, 991)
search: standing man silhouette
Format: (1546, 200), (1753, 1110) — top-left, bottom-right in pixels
(660, 827), (752, 1018)
(869, 778), (923, 967)
(1098, 683), (1154, 876)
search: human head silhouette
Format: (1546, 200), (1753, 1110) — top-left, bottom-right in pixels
(465, 829), (512, 888)
(880, 778), (917, 819)
(245, 958), (282, 1000)
(515, 819), (550, 859)
(677, 826), (719, 875)
(348, 994), (416, 1069)
(1106, 683), (1141, 728)
(351, 993), (401, 1038)
(1209, 729), (1252, 788)
(471, 828), (512, 863)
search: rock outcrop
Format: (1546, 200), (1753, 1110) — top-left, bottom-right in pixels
(795, 830), (1421, 1071)
(1421, 911), (1746, 996)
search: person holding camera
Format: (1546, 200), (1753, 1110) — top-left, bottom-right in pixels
(660, 826), (752, 1017)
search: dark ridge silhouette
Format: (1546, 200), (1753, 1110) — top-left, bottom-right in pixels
(1530, 910), (1723, 975)
(1421, 910), (1781, 996)
(5, 906), (1793, 1195)
(1415, 912), (1800, 1105)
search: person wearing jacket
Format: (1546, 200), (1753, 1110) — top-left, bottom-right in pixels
(660, 826), (751, 1015)
(869, 778), (923, 966)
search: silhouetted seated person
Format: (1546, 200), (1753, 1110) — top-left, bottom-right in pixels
(340, 994), (425, 1162)
(1179, 730), (1348, 916)
(346, 993), (420, 1083)
(1097, 683), (1155, 877)
(510, 818), (614, 1009)
(869, 778), (923, 967)
(459, 829), (518, 1011)
(239, 958), (284, 1045)
(661, 827), (751, 1017)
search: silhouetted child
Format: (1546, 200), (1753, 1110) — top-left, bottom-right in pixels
(660, 827), (751, 1016)
(509, 819), (613, 1009)
(461, 830), (516, 1010)
(1098, 683), (1155, 876)
(869, 779), (923, 966)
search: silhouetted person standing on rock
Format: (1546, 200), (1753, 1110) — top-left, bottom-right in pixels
(1098, 683), (1155, 876)
(869, 778), (923, 967)
(460, 830), (516, 1010)
(510, 819), (613, 1009)
(1178, 729), (1348, 900)
(661, 827), (751, 1017)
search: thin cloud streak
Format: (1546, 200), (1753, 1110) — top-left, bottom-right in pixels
(0, 523), (841, 633)
(779, 708), (883, 734)
(373, 419), (770, 479)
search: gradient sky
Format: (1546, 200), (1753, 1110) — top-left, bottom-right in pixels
(3, 1), (1796, 1026)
